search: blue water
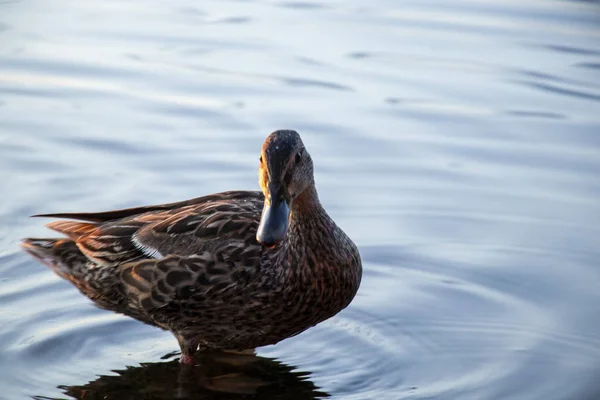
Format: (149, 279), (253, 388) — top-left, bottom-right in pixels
(1, 1), (600, 399)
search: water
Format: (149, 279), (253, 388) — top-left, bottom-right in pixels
(1, 0), (599, 399)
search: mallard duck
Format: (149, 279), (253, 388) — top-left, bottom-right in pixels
(22, 129), (362, 365)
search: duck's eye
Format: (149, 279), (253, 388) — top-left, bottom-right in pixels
(259, 155), (263, 163)
(295, 151), (303, 164)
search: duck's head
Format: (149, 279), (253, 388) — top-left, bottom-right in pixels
(256, 129), (314, 247)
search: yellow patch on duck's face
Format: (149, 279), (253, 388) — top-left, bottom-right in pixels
(258, 154), (270, 202)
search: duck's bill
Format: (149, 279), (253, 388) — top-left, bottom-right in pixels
(256, 196), (290, 247)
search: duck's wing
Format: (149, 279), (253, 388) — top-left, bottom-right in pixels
(37, 191), (264, 266)
(118, 249), (264, 327)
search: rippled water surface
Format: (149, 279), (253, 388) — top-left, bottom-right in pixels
(1, 1), (600, 399)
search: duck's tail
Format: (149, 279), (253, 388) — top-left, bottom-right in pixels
(21, 238), (89, 281)
(22, 238), (118, 309)
(21, 238), (156, 326)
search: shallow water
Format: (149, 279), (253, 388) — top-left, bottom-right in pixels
(1, 0), (600, 399)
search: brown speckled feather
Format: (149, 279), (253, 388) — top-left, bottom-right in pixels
(43, 191), (263, 266)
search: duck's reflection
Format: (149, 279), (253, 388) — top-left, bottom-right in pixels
(57, 351), (329, 399)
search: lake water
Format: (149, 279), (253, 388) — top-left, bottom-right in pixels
(1, 1), (599, 399)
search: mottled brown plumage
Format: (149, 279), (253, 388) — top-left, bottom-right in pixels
(21, 130), (362, 365)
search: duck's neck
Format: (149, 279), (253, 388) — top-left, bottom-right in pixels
(284, 183), (333, 253)
(291, 183), (321, 216)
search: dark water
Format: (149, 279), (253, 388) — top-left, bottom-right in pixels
(1, 1), (600, 399)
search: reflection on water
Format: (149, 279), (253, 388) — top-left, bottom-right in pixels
(39, 351), (327, 400)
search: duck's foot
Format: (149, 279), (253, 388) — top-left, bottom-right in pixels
(180, 354), (195, 366)
(175, 332), (199, 366)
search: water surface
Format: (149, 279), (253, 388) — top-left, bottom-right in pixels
(1, 0), (600, 399)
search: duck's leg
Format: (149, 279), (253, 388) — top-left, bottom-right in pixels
(176, 333), (199, 366)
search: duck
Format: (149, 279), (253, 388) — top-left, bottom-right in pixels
(21, 129), (362, 365)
